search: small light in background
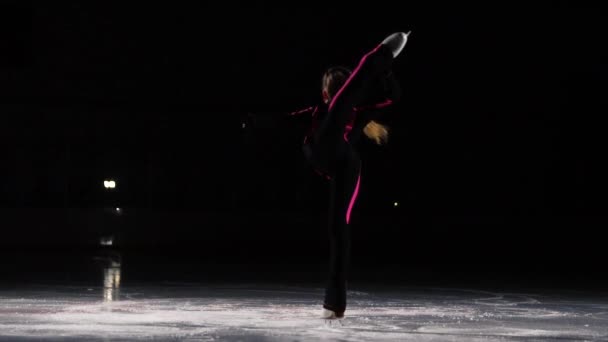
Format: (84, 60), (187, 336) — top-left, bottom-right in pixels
(100, 236), (113, 246)
(115, 207), (121, 213)
(104, 180), (116, 189)
(393, 201), (399, 207)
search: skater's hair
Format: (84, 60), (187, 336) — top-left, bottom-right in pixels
(321, 66), (390, 146)
(322, 66), (352, 100)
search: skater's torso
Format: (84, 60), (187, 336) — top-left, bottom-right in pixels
(304, 72), (400, 146)
(301, 71), (401, 178)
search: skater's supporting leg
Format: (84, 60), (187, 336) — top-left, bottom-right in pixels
(323, 147), (361, 315)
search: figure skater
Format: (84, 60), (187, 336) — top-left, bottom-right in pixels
(291, 31), (410, 319)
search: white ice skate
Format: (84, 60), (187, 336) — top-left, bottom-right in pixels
(321, 308), (344, 320)
(382, 31), (411, 58)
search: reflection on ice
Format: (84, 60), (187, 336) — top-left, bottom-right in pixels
(93, 250), (122, 302)
(103, 262), (121, 302)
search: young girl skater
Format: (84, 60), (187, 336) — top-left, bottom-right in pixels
(293, 31), (410, 319)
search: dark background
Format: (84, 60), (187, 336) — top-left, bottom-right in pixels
(0, 2), (606, 289)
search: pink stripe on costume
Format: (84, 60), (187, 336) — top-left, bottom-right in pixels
(343, 123), (353, 142)
(354, 98), (394, 112)
(328, 44), (383, 113)
(345, 172), (361, 225)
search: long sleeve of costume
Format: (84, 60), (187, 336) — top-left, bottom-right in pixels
(383, 70), (401, 103)
(345, 72), (402, 144)
(353, 71), (401, 117)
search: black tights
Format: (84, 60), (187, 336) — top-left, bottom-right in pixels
(322, 142), (360, 313)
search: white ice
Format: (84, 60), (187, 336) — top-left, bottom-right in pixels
(0, 283), (607, 341)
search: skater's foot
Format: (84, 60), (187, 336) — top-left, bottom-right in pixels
(381, 31), (410, 58)
(321, 308), (344, 319)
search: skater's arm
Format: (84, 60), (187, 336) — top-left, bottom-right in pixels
(350, 73), (400, 145)
(383, 70), (401, 103)
(288, 105), (318, 117)
(353, 71), (401, 113)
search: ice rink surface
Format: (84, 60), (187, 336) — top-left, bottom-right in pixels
(1, 282), (607, 341)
